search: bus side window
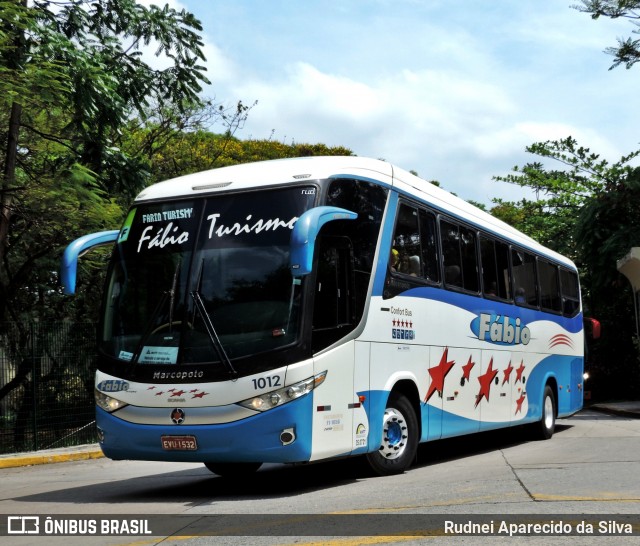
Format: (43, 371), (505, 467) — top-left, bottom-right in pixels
(511, 248), (538, 307)
(538, 259), (562, 313)
(391, 204), (421, 276)
(441, 219), (478, 292)
(460, 226), (479, 292)
(480, 235), (510, 300)
(560, 268), (580, 317)
(441, 220), (463, 289)
(419, 209), (440, 284)
(384, 203), (440, 298)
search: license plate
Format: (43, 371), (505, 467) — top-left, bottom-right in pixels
(161, 435), (198, 451)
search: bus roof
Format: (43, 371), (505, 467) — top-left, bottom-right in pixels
(134, 156), (394, 201)
(134, 156), (574, 268)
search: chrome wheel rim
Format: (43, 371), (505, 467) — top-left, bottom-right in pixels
(379, 407), (408, 460)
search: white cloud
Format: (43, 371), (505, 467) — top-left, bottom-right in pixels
(200, 41), (236, 86)
(167, 1), (640, 204)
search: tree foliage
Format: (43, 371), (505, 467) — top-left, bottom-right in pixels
(574, 0), (640, 69)
(135, 129), (354, 184)
(491, 137), (640, 399)
(493, 137), (640, 258)
(0, 0), (211, 324)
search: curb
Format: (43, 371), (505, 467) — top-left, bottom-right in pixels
(0, 448), (104, 469)
(588, 405), (640, 420)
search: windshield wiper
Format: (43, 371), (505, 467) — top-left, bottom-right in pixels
(167, 259), (181, 332)
(190, 262), (238, 380)
(129, 260), (181, 366)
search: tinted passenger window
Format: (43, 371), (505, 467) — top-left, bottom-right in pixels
(385, 203), (441, 299)
(391, 204), (421, 275)
(480, 236), (510, 300)
(512, 249), (538, 307)
(441, 219), (478, 292)
(419, 210), (440, 284)
(560, 268), (580, 317)
(538, 260), (561, 313)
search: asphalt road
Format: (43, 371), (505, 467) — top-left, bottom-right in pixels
(1, 408), (639, 545)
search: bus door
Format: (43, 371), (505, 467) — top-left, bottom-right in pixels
(312, 237), (354, 344)
(310, 236), (357, 460)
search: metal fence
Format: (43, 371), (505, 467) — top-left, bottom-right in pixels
(0, 323), (98, 455)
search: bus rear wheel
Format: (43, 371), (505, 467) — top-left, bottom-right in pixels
(532, 385), (556, 440)
(366, 392), (418, 476)
(204, 462), (262, 477)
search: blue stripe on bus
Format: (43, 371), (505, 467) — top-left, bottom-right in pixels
(377, 285), (583, 334)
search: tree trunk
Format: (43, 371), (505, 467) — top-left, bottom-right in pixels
(0, 100), (22, 322)
(0, 101), (22, 263)
(0, 0), (28, 322)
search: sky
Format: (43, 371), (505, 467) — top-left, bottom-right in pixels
(142, 0), (640, 205)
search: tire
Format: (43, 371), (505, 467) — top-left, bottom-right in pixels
(204, 462), (262, 477)
(532, 385), (556, 440)
(365, 392), (419, 476)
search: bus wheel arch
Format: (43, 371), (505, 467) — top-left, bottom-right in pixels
(366, 380), (420, 476)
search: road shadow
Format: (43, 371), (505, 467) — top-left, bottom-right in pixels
(415, 421), (573, 468)
(10, 457), (367, 507)
(11, 420), (578, 507)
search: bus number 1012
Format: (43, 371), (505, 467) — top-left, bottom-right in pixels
(252, 375), (282, 390)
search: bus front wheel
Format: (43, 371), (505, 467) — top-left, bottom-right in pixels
(366, 392), (418, 476)
(204, 462), (262, 477)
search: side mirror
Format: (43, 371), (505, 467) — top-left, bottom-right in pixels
(61, 230), (120, 295)
(290, 206), (357, 277)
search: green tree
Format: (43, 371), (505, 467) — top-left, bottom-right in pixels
(0, 0), (220, 444)
(491, 137), (640, 399)
(130, 128), (355, 183)
(575, 0), (640, 69)
(0, 0), (211, 324)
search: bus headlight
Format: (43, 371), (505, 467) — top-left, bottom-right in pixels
(238, 371), (327, 412)
(95, 389), (129, 413)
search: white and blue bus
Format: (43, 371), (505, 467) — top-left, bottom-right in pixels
(62, 156), (586, 476)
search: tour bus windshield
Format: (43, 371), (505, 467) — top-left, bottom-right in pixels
(100, 186), (317, 370)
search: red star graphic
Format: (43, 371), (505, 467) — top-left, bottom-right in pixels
(425, 348), (455, 402)
(155, 391), (164, 396)
(409, 321), (413, 328)
(515, 393), (526, 414)
(147, 386), (156, 390)
(192, 391), (209, 399)
(392, 319), (397, 327)
(475, 358), (498, 407)
(515, 361), (526, 382)
(502, 361), (514, 386)
(171, 390), (186, 397)
(462, 356), (475, 381)
(190, 389), (199, 393)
